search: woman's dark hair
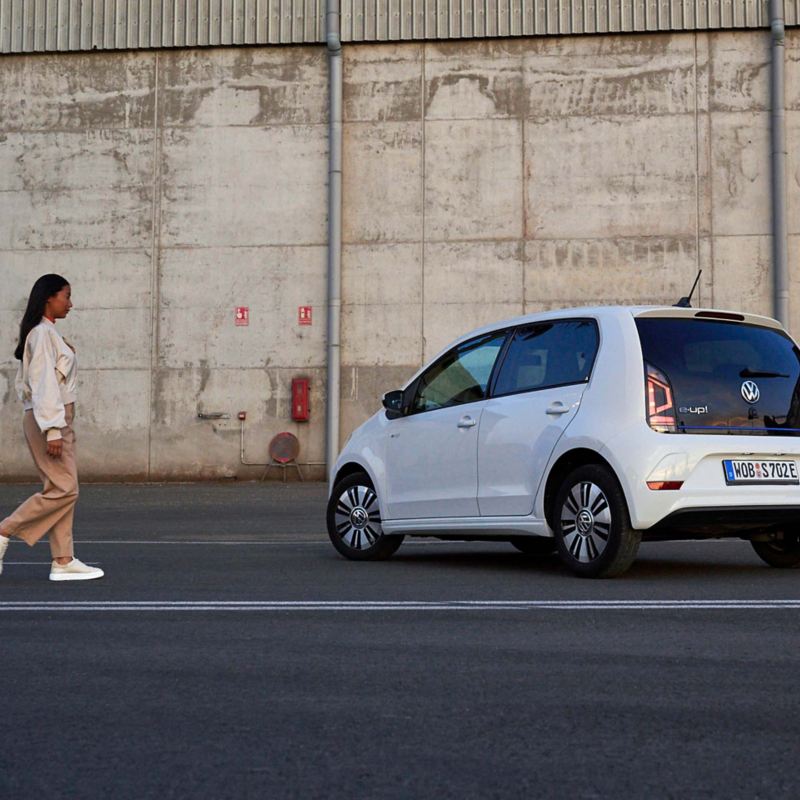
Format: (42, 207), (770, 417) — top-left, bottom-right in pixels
(14, 274), (70, 361)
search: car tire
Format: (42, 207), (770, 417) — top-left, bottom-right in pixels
(509, 537), (556, 557)
(327, 472), (404, 561)
(750, 533), (800, 568)
(553, 464), (641, 578)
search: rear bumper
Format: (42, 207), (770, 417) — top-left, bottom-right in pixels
(644, 505), (800, 540)
(600, 427), (800, 529)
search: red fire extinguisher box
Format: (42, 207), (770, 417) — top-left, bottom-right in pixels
(291, 377), (310, 422)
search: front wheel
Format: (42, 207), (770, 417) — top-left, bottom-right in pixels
(751, 532), (800, 568)
(327, 473), (404, 561)
(553, 465), (641, 578)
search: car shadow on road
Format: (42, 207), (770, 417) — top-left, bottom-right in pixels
(620, 557), (769, 580)
(390, 547), (568, 576)
(384, 544), (773, 581)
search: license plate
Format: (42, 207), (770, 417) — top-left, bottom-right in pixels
(722, 459), (799, 485)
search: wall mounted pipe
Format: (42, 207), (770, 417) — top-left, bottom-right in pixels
(770, 0), (789, 328)
(326, 0), (343, 482)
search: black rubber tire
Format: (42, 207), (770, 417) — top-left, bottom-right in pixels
(509, 537), (557, 557)
(553, 464), (641, 578)
(751, 533), (800, 568)
(327, 472), (404, 561)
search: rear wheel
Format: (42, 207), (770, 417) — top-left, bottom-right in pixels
(509, 537), (556, 557)
(553, 465), (641, 578)
(751, 532), (800, 568)
(327, 473), (404, 561)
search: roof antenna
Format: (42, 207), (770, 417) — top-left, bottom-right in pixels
(674, 270), (702, 308)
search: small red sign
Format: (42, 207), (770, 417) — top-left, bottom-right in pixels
(235, 306), (249, 327)
(298, 306), (312, 326)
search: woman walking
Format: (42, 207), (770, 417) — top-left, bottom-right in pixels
(0, 274), (103, 581)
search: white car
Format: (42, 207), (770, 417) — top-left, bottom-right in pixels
(327, 305), (800, 577)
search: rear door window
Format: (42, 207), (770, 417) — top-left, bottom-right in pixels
(636, 317), (800, 435)
(493, 319), (599, 397)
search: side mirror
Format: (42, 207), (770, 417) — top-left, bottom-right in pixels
(382, 389), (405, 420)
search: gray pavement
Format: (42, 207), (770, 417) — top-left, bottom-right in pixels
(1, 482), (799, 799)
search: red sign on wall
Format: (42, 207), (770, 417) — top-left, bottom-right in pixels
(235, 306), (249, 326)
(298, 306), (312, 326)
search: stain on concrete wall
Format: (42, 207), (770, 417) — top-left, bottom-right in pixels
(1, 31), (798, 480)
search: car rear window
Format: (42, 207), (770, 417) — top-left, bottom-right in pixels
(636, 317), (800, 435)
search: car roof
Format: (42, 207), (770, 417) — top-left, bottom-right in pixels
(435, 304), (785, 357)
(397, 304), (788, 392)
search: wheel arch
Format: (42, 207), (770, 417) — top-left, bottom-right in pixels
(543, 448), (628, 532)
(333, 461), (376, 489)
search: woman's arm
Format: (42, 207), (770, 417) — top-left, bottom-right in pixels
(26, 327), (66, 447)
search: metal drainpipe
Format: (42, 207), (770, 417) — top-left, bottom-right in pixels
(326, 0), (343, 481)
(770, 0), (789, 328)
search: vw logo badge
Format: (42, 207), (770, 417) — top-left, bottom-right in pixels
(350, 508), (368, 529)
(741, 380), (760, 404)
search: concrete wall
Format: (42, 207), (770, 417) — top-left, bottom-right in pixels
(1, 31), (798, 480)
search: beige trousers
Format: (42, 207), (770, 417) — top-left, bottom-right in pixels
(0, 403), (77, 559)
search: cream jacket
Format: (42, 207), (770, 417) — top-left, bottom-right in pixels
(15, 319), (77, 442)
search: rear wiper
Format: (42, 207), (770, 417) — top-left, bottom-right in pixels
(740, 368), (790, 378)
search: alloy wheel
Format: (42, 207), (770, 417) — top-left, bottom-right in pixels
(334, 483), (383, 550)
(751, 532), (800, 568)
(560, 481), (612, 563)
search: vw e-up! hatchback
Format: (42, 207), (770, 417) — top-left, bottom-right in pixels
(327, 306), (800, 577)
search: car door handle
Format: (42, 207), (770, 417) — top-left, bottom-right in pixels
(457, 416), (477, 429)
(546, 402), (570, 415)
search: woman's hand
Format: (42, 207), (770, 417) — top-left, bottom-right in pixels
(47, 439), (63, 458)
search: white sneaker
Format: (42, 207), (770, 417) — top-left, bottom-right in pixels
(0, 535), (9, 576)
(49, 558), (104, 582)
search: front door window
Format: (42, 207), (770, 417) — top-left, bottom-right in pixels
(412, 332), (507, 414)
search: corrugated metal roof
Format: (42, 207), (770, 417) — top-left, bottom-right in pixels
(344, 0), (797, 39)
(0, 0), (325, 52)
(0, 0), (796, 53)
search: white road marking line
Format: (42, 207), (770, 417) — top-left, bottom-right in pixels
(77, 540), (327, 545)
(34, 539), (470, 546)
(23, 538), (745, 546)
(0, 600), (799, 612)
(4, 561), (102, 565)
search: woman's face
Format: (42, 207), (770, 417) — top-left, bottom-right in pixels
(45, 285), (72, 320)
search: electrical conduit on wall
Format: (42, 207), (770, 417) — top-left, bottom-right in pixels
(326, 0), (343, 482)
(770, 0), (789, 329)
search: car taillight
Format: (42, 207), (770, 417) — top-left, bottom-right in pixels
(646, 363), (677, 433)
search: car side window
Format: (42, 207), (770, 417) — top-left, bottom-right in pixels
(412, 332), (507, 414)
(493, 319), (599, 396)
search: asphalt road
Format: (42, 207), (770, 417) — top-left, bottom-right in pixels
(1, 482), (799, 799)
